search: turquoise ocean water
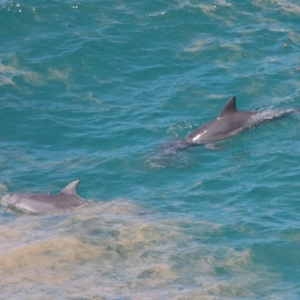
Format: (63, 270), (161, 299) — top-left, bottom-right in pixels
(1, 0), (300, 298)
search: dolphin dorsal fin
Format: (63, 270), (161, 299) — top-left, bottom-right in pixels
(218, 96), (237, 118)
(58, 180), (80, 196)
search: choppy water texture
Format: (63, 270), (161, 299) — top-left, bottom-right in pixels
(1, 0), (300, 298)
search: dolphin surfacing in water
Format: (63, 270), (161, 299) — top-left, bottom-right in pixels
(1, 180), (90, 214)
(167, 96), (299, 151)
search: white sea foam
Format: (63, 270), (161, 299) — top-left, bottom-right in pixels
(0, 201), (281, 299)
(0, 60), (45, 86)
(254, 0), (300, 15)
(0, 62), (18, 85)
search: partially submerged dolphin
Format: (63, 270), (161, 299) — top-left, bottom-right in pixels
(165, 96), (299, 151)
(1, 180), (90, 214)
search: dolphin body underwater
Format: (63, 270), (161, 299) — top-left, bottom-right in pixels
(1, 180), (90, 214)
(165, 96), (300, 151)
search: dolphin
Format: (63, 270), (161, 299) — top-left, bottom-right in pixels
(164, 96), (299, 152)
(1, 180), (90, 214)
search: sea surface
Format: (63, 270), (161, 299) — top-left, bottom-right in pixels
(1, 0), (300, 299)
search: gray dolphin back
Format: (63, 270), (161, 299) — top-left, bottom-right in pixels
(1, 180), (89, 214)
(184, 96), (299, 145)
(184, 96), (257, 144)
